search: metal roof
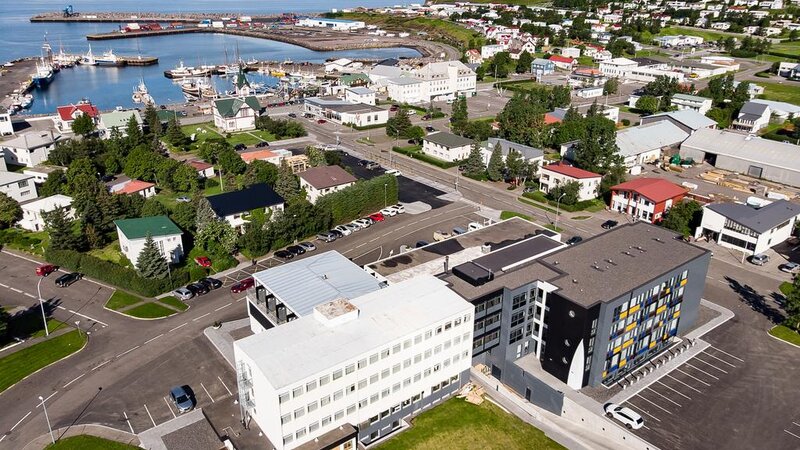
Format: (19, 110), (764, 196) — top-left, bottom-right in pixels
(206, 183), (285, 217)
(739, 101), (769, 117)
(114, 216), (182, 240)
(646, 109), (717, 131)
(750, 99), (800, 115)
(423, 131), (473, 149)
(706, 200), (800, 234)
(252, 251), (384, 318)
(672, 93), (711, 104)
(616, 121), (689, 157)
(681, 128), (800, 173)
(485, 138), (543, 160)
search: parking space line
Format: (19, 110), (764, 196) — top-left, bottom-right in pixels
(675, 368), (712, 386)
(218, 376), (233, 396)
(633, 394), (673, 415)
(64, 308), (110, 328)
(693, 356), (728, 374)
(685, 362), (720, 380)
(707, 346), (744, 362)
(24, 292), (35, 298)
(665, 373), (703, 393)
(143, 334), (163, 345)
(168, 323), (187, 333)
(123, 411), (134, 434)
(643, 387), (682, 408)
(9, 287), (22, 293)
(624, 403), (661, 422)
(143, 404), (157, 427)
(784, 429), (800, 440)
(701, 350), (737, 367)
(655, 380), (691, 400)
(193, 313), (210, 321)
(63, 373), (85, 388)
(36, 391), (57, 407)
(163, 397), (177, 419)
(200, 382), (215, 403)
(794, 422), (800, 427)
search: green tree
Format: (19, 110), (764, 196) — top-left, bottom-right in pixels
(386, 108), (412, 139)
(547, 180), (581, 206)
(43, 206), (84, 251)
(497, 93), (547, 147)
(243, 160), (279, 187)
(144, 104), (162, 136)
(124, 146), (160, 181)
(71, 113), (96, 136)
(136, 234), (170, 279)
(573, 115), (621, 175)
(125, 114), (144, 147)
(463, 142), (486, 178)
(462, 120), (493, 142)
(0, 193), (21, 228)
(603, 78), (619, 96)
(635, 95), (660, 115)
(487, 143), (505, 182)
(274, 161), (299, 201)
(218, 147), (247, 175)
(171, 163), (199, 193)
(505, 149), (525, 185)
(306, 146), (327, 167)
(661, 200), (703, 236)
(165, 115), (189, 148)
(171, 201), (196, 232)
(141, 198), (169, 217)
(195, 197), (218, 232)
(516, 50), (533, 74)
(0, 307), (8, 338)
(39, 170), (67, 197)
(196, 219), (238, 255)
(783, 275), (800, 331)
(404, 125), (425, 142)
(450, 97), (469, 135)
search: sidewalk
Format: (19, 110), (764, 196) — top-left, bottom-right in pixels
(203, 318), (251, 369)
(23, 424), (139, 450)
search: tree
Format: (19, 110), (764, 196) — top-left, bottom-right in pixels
(196, 219), (238, 255)
(125, 115), (144, 147)
(603, 78), (619, 96)
(573, 115), (621, 175)
(547, 180), (581, 206)
(487, 143), (505, 182)
(39, 170), (67, 197)
(124, 146), (160, 181)
(43, 206), (84, 251)
(516, 50), (533, 74)
(170, 163), (199, 193)
(497, 93), (547, 147)
(171, 201), (196, 232)
(165, 115), (189, 148)
(783, 275), (800, 331)
(635, 95), (660, 115)
(505, 149), (525, 185)
(195, 197), (218, 232)
(404, 125), (425, 142)
(136, 234), (170, 279)
(463, 142), (486, 178)
(661, 200), (703, 236)
(790, 29), (799, 42)
(71, 113), (96, 136)
(243, 160), (279, 187)
(141, 198), (169, 217)
(274, 161), (299, 201)
(0, 193), (21, 228)
(144, 104), (162, 136)
(217, 147), (247, 175)
(305, 146), (327, 167)
(386, 108), (412, 139)
(476, 65), (486, 81)
(450, 97), (469, 135)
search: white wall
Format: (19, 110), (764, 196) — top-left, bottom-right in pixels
(0, 177), (37, 202)
(118, 232), (183, 266)
(539, 170), (600, 201)
(0, 113), (13, 136)
(422, 141), (471, 162)
(19, 199), (73, 232)
(222, 204), (284, 232)
(300, 179), (354, 204)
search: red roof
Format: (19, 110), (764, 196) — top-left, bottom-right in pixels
(544, 113), (562, 125)
(542, 162), (601, 179)
(548, 55), (575, 64)
(56, 103), (99, 121)
(188, 160), (213, 171)
(241, 150), (278, 163)
(612, 178), (687, 203)
(116, 180), (155, 195)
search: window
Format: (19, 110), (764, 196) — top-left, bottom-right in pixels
(403, 339), (412, 349)
(382, 388), (390, 398)
(347, 384), (356, 394)
(381, 348), (390, 359)
(335, 410), (344, 420)
(334, 390), (343, 401)
(392, 382), (401, 392)
(370, 373), (379, 384)
(308, 401), (318, 413)
(358, 359), (367, 369)
(293, 386), (303, 398)
(283, 434), (293, 445)
(322, 416), (331, 426)
(425, 330), (433, 340)
(424, 349), (432, 359)
(345, 364), (355, 375)
(414, 373), (422, 382)
(392, 344), (401, 354)
(279, 392), (290, 404)
(444, 321), (452, 331)
(393, 363), (401, 374)
(333, 369), (343, 380)
(320, 375), (330, 386)
(382, 368), (390, 379)
(359, 398), (368, 408)
(321, 395), (330, 406)
(414, 334), (422, 344)
(369, 353), (379, 364)
(414, 353), (422, 363)
(403, 377), (411, 387)
(403, 358), (411, 368)
(358, 379), (367, 389)
(309, 422), (319, 433)
(306, 380), (317, 392)
(281, 413), (291, 425)
(294, 408), (305, 419)
(512, 293), (527, 310)
(434, 345), (442, 354)
(436, 326), (443, 335)
(455, 317), (462, 327)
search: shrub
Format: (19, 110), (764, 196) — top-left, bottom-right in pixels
(621, 119), (631, 126)
(391, 146), (459, 169)
(316, 175), (399, 225)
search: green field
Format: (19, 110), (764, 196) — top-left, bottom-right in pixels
(758, 82), (800, 106)
(770, 40), (800, 57)
(158, 296), (188, 311)
(124, 302), (176, 319)
(655, 26), (731, 43)
(105, 291), (143, 311)
(0, 329), (86, 393)
(769, 325), (800, 347)
(376, 398), (564, 450)
(0, 228), (49, 256)
(181, 122), (276, 148)
(335, 13), (483, 48)
(46, 435), (140, 450)
(88, 242), (131, 268)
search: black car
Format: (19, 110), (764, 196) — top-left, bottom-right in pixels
(425, 126), (436, 132)
(329, 229), (344, 239)
(199, 277), (222, 290)
(187, 282), (210, 296)
(274, 250), (294, 260)
(55, 272), (82, 287)
(234, 143), (247, 151)
(286, 245), (306, 256)
(255, 141), (270, 148)
(415, 240), (430, 248)
(358, 159), (370, 167)
(566, 236), (583, 245)
(288, 113), (297, 118)
(601, 220), (619, 230)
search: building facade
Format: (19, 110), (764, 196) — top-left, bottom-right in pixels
(671, 93), (713, 114)
(0, 172), (37, 202)
(422, 132), (473, 163)
(299, 165), (358, 204)
(694, 200), (800, 255)
(19, 194), (73, 231)
(115, 216), (184, 266)
(213, 97), (260, 132)
(539, 162), (601, 201)
(0, 131), (63, 168)
(610, 178), (688, 223)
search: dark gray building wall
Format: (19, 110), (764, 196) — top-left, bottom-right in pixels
(502, 362), (565, 415)
(540, 293), (599, 386)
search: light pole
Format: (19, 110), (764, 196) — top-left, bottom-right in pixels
(383, 183), (387, 208)
(38, 395), (54, 444)
(555, 192), (566, 231)
(75, 320), (81, 339)
(36, 276), (49, 337)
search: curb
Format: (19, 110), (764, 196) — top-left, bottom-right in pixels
(766, 326), (800, 350)
(0, 330), (88, 397)
(22, 423), (140, 450)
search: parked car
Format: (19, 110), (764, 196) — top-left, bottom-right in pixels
(523, 186), (536, 193)
(298, 241), (317, 251)
(425, 126), (436, 132)
(433, 230), (452, 241)
(317, 232), (337, 243)
(255, 141), (270, 148)
(329, 229), (344, 239)
(187, 282), (209, 296)
(36, 264), (58, 277)
(407, 139), (417, 144)
(366, 161), (381, 170)
(604, 403), (644, 430)
(385, 169), (402, 177)
(361, 216), (375, 226)
(333, 225), (353, 236)
(288, 113), (297, 118)
(316, 119), (327, 124)
(369, 212), (385, 222)
(421, 114), (431, 121)
(176, 196), (191, 203)
(275, 250), (294, 259)
(380, 207), (397, 217)
(415, 240), (430, 248)
(170, 386), (194, 413)
(468, 222), (483, 231)
(353, 218), (372, 229)
(194, 256), (212, 268)
(230, 277), (254, 293)
(358, 159), (370, 166)
(601, 220), (618, 230)
(234, 143), (247, 151)
(55, 272), (82, 287)
(749, 253), (770, 266)
(343, 223), (361, 233)
(173, 287), (194, 301)
(286, 245), (306, 256)
(390, 204), (405, 214)
(199, 277), (222, 290)
(452, 226), (466, 235)
(566, 236), (583, 245)
(779, 262), (800, 273)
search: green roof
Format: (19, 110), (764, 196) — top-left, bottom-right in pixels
(100, 110), (142, 130)
(339, 73), (370, 86)
(214, 96), (261, 118)
(114, 216), (182, 240)
(236, 69), (251, 89)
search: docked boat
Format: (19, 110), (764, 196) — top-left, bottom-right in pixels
(18, 95), (33, 109)
(31, 59), (54, 87)
(165, 60), (207, 79)
(132, 79), (155, 105)
(179, 78), (202, 97)
(95, 49), (120, 66)
(81, 46), (97, 65)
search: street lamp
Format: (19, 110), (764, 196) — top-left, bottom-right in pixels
(36, 276), (49, 337)
(555, 192), (566, 231)
(384, 183), (388, 208)
(38, 395), (55, 444)
(75, 321), (81, 339)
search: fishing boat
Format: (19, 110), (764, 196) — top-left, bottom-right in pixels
(95, 49), (120, 66)
(178, 78), (202, 97)
(132, 79), (155, 105)
(80, 46), (97, 65)
(18, 94), (33, 109)
(165, 60), (195, 79)
(53, 48), (77, 68)
(30, 59), (54, 87)
(200, 79), (217, 99)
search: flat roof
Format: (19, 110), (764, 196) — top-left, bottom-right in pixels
(616, 121), (688, 157)
(235, 276), (470, 389)
(707, 200), (800, 234)
(423, 131), (473, 149)
(681, 128), (800, 174)
(253, 251), (385, 317)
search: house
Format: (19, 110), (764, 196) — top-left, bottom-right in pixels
(303, 97), (388, 127)
(539, 162), (601, 201)
(22, 165), (64, 184)
(639, 110), (717, 135)
(610, 178), (688, 223)
(731, 101), (771, 134)
(344, 87), (376, 106)
(54, 102), (100, 133)
(615, 121), (689, 172)
(385, 77), (425, 104)
(241, 150), (283, 165)
(98, 110), (143, 137)
(481, 44), (505, 59)
(298, 165), (358, 204)
(1, 131), (63, 168)
(569, 67), (606, 87)
(777, 61), (800, 80)
(465, 49), (483, 64)
(531, 58), (555, 78)
(694, 200), (800, 255)
(575, 86), (604, 99)
(0, 107), (13, 136)
(653, 35), (704, 47)
(670, 93), (713, 115)
(112, 180), (156, 198)
(213, 96), (261, 132)
(187, 160), (215, 178)
(0, 172), (37, 202)
(19, 194), (73, 231)
(324, 58), (361, 74)
(548, 55), (576, 70)
(599, 57), (638, 78)
(422, 131), (473, 162)
(206, 183), (285, 231)
(296, 17), (365, 30)
(114, 216), (184, 266)
(480, 138), (544, 174)
(561, 47), (582, 59)
(749, 99), (800, 120)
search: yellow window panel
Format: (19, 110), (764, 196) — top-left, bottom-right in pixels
(613, 346), (621, 354)
(673, 310), (681, 318)
(629, 304), (640, 314)
(625, 322), (637, 332)
(649, 341), (656, 348)
(656, 305), (667, 314)
(619, 310), (628, 320)
(619, 359), (627, 368)
(622, 339), (634, 349)
(680, 278), (687, 286)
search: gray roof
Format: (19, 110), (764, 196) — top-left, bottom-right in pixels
(646, 110), (717, 131)
(750, 99), (800, 115)
(706, 200), (800, 234)
(739, 101), (769, 117)
(672, 93), (711, 104)
(386, 76), (422, 86)
(532, 58), (553, 66)
(616, 121), (689, 157)
(681, 129), (800, 174)
(424, 131), (473, 149)
(485, 138), (543, 160)
(346, 86), (375, 95)
(252, 251), (384, 317)
(0, 171), (35, 186)
(1, 131), (62, 150)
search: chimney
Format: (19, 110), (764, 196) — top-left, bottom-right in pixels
(444, 255), (450, 273)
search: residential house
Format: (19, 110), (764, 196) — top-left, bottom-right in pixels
(731, 101), (771, 134)
(22, 165), (64, 184)
(610, 178), (687, 223)
(114, 216), (184, 266)
(303, 97), (388, 127)
(54, 102), (100, 133)
(344, 87), (376, 106)
(0, 108), (13, 136)
(777, 62), (800, 80)
(530, 58), (555, 78)
(206, 183), (285, 231)
(561, 47), (582, 59)
(639, 110), (717, 135)
(0, 172), (37, 202)
(599, 57), (638, 78)
(1, 130), (63, 168)
(298, 165), (358, 204)
(539, 162), (601, 201)
(481, 44), (506, 59)
(187, 160), (215, 178)
(465, 49), (483, 64)
(548, 104), (619, 125)
(99, 110), (143, 137)
(548, 55), (576, 71)
(670, 93), (713, 115)
(749, 99), (800, 120)
(213, 96), (261, 132)
(241, 150), (283, 165)
(480, 138), (544, 175)
(615, 121), (689, 172)
(19, 194), (73, 231)
(112, 179), (156, 198)
(694, 200), (800, 255)
(422, 131), (473, 162)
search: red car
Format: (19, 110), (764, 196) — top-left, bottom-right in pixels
(316, 119), (327, 124)
(36, 264), (58, 277)
(369, 212), (385, 222)
(230, 277), (254, 293)
(194, 256), (212, 268)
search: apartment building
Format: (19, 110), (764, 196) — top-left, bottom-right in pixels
(0, 131), (63, 168)
(381, 61), (476, 104)
(599, 57), (638, 78)
(610, 178), (688, 223)
(670, 93), (713, 114)
(694, 200), (800, 255)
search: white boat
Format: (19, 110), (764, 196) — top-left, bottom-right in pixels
(167, 60), (194, 79)
(19, 95), (33, 109)
(31, 59), (54, 87)
(53, 48), (77, 68)
(81, 46), (97, 65)
(95, 49), (120, 66)
(132, 79), (155, 105)
(179, 78), (202, 97)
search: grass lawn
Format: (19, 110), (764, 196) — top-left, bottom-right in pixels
(158, 296), (188, 311)
(576, 56), (595, 67)
(225, 129), (276, 147)
(377, 398), (565, 450)
(88, 241), (131, 268)
(769, 325), (800, 347)
(0, 329), (86, 393)
(30, 319), (68, 339)
(124, 302), (176, 319)
(182, 122), (276, 148)
(336, 13), (483, 48)
(518, 197), (559, 215)
(0, 228), (49, 256)
(500, 211), (533, 221)
(758, 81), (800, 106)
(770, 40), (800, 57)
(105, 291), (143, 311)
(656, 26), (730, 43)
(780, 281), (793, 296)
(45, 435), (140, 450)
(2, 308), (67, 343)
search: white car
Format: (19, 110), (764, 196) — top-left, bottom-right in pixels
(353, 219), (371, 229)
(333, 225), (352, 236)
(385, 169), (402, 177)
(380, 207), (398, 217)
(468, 222), (484, 231)
(173, 288), (194, 301)
(390, 203), (405, 214)
(343, 223), (361, 233)
(604, 403), (644, 430)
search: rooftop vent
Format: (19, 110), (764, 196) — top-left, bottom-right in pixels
(314, 298), (358, 327)
(635, 246), (646, 252)
(481, 243), (492, 254)
(606, 258), (617, 265)
(622, 250), (635, 257)
(572, 279), (578, 284)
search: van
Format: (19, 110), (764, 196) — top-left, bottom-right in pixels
(452, 227), (467, 235)
(468, 222), (483, 231)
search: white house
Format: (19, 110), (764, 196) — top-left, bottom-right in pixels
(0, 108), (13, 136)
(480, 138), (543, 175)
(187, 160), (215, 178)
(731, 101), (771, 134)
(671, 93), (713, 115)
(422, 132), (473, 162)
(0, 172), (37, 202)
(303, 97), (388, 127)
(54, 103), (99, 133)
(112, 179), (156, 198)
(213, 96), (261, 132)
(385, 77), (425, 104)
(206, 183), (285, 232)
(298, 165), (358, 204)
(539, 162), (602, 201)
(599, 57), (638, 78)
(296, 17), (365, 30)
(561, 47), (582, 59)
(19, 194), (73, 232)
(694, 200), (800, 255)
(325, 58), (360, 74)
(344, 87), (376, 106)
(114, 215), (184, 266)
(1, 130), (63, 168)
(481, 44), (505, 59)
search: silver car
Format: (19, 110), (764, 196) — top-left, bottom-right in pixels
(173, 287), (194, 301)
(299, 241), (317, 251)
(170, 386), (194, 413)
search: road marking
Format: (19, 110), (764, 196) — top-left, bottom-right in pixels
(9, 287), (22, 293)
(143, 334), (163, 345)
(675, 368), (712, 386)
(0, 283), (6, 288)
(684, 362), (720, 380)
(701, 350), (737, 368)
(633, 394), (673, 415)
(92, 360), (111, 371)
(193, 312), (211, 321)
(10, 411), (32, 431)
(123, 411), (134, 434)
(794, 422), (800, 428)
(707, 346), (744, 362)
(63, 373), (85, 388)
(36, 391), (58, 407)
(218, 376), (233, 396)
(665, 373), (703, 393)
(200, 382), (215, 403)
(24, 292), (34, 298)
(143, 404), (157, 427)
(163, 397), (177, 419)
(643, 387), (682, 408)
(214, 302), (232, 312)
(55, 306), (110, 328)
(785, 429), (800, 440)
(692, 356), (728, 374)
(655, 380), (691, 400)
(116, 345), (140, 358)
(624, 403), (661, 422)
(168, 323), (187, 333)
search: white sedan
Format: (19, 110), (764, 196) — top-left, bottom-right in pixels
(333, 225), (352, 236)
(380, 207), (397, 217)
(604, 403), (644, 430)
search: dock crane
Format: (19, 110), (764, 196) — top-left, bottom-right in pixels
(63, 5), (75, 17)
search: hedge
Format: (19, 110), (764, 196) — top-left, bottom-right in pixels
(45, 249), (189, 297)
(766, 51), (800, 60)
(522, 191), (606, 213)
(343, 122), (387, 131)
(316, 175), (399, 225)
(391, 146), (460, 169)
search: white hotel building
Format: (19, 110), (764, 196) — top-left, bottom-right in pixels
(234, 273), (474, 449)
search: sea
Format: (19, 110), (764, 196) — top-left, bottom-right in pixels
(0, 0), (416, 114)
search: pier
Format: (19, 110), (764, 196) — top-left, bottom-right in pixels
(30, 11), (287, 23)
